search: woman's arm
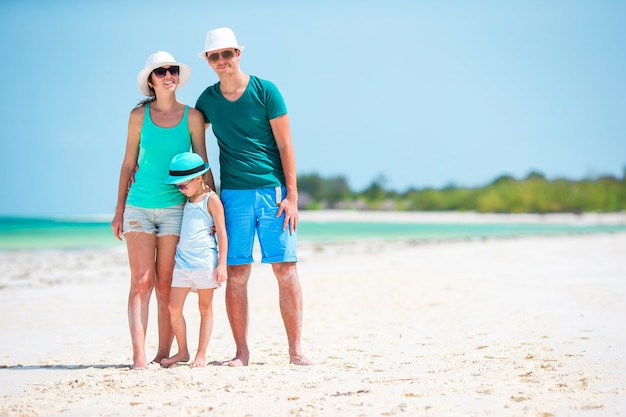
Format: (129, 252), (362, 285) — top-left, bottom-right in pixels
(110, 107), (143, 240)
(189, 108), (216, 190)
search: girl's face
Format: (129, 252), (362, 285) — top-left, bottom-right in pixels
(175, 176), (201, 197)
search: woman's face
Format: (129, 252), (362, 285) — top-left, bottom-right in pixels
(148, 66), (180, 94)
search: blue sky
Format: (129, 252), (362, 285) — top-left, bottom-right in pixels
(1, 0), (624, 217)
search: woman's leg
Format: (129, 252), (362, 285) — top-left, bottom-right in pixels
(125, 231), (157, 370)
(152, 234), (179, 363)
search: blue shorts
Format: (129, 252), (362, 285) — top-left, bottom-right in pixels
(122, 204), (184, 237)
(221, 187), (297, 265)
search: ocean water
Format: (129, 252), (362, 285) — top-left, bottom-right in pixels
(1, 215), (625, 251)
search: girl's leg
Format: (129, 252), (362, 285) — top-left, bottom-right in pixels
(161, 286), (191, 367)
(125, 231), (157, 370)
(152, 234), (179, 363)
(193, 288), (216, 367)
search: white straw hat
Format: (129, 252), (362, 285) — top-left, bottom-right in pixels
(197, 27), (244, 59)
(137, 51), (191, 96)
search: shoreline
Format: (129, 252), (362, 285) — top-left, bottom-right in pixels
(298, 209), (626, 224)
(2, 211), (625, 253)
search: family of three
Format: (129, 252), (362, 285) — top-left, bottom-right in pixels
(110, 27), (311, 369)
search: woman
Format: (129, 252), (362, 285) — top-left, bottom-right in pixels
(111, 51), (215, 369)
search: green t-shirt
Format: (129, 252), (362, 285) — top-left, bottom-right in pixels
(126, 104), (191, 208)
(195, 75), (287, 190)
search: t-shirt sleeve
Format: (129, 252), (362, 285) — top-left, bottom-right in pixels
(195, 90), (211, 124)
(262, 80), (287, 120)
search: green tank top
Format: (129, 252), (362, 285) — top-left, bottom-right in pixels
(126, 103), (192, 208)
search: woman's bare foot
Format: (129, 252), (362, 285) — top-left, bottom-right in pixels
(151, 354), (169, 365)
(160, 352), (190, 368)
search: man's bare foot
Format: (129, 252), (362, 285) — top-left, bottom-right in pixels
(223, 356), (248, 367)
(290, 354), (313, 366)
(160, 352), (190, 368)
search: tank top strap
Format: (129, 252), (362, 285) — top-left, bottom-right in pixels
(143, 102), (154, 127)
(182, 105), (190, 131)
(203, 190), (215, 208)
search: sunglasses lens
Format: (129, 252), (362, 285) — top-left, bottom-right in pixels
(153, 66), (179, 78)
(208, 50), (235, 62)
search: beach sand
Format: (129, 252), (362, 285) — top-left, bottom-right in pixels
(1, 213), (625, 416)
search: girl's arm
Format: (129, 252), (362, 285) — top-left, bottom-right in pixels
(208, 192), (228, 283)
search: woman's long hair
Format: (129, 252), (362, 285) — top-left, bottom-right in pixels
(134, 73), (157, 109)
(134, 96), (156, 109)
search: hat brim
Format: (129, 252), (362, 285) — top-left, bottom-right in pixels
(137, 61), (192, 96)
(197, 45), (244, 59)
(165, 165), (210, 185)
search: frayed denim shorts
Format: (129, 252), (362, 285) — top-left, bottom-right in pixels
(221, 187), (297, 265)
(122, 204), (184, 237)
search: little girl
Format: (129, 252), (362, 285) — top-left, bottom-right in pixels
(161, 152), (227, 367)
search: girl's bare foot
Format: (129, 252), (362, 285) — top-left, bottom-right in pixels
(191, 354), (207, 368)
(132, 354), (149, 370)
(160, 352), (190, 368)
(131, 362), (149, 370)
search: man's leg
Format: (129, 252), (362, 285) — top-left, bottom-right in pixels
(224, 263), (252, 366)
(272, 262), (312, 365)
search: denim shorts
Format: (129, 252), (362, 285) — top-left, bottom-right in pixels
(122, 204), (184, 237)
(221, 187), (297, 265)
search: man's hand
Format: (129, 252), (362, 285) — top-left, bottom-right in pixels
(277, 196), (298, 233)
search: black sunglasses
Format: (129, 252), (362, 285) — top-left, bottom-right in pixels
(152, 66), (180, 78)
(207, 50), (236, 62)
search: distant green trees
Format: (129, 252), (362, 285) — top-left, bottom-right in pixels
(297, 170), (626, 213)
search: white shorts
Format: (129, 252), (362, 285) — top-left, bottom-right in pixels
(172, 268), (220, 292)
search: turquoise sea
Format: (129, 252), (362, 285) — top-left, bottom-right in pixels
(1, 215), (626, 251)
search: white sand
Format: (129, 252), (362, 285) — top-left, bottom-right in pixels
(1, 212), (625, 416)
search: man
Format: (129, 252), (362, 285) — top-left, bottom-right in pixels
(195, 27), (311, 366)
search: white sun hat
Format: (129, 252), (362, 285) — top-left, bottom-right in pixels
(137, 51), (191, 96)
(197, 27), (245, 59)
